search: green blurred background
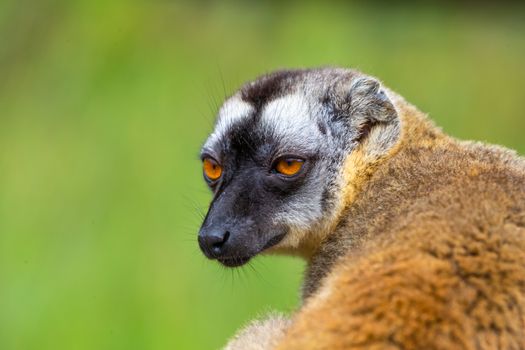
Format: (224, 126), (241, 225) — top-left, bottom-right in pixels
(0, 1), (524, 349)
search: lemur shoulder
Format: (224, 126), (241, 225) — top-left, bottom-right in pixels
(197, 68), (525, 350)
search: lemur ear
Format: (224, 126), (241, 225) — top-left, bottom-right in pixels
(348, 77), (397, 123)
(342, 77), (400, 158)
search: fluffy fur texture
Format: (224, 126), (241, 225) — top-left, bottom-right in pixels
(277, 104), (525, 350)
(203, 68), (525, 349)
(224, 314), (291, 350)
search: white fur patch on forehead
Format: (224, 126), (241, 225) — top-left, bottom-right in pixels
(261, 94), (318, 149)
(217, 97), (254, 131)
(262, 94), (310, 126)
(204, 97), (254, 148)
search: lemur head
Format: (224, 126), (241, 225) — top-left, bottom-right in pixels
(198, 68), (400, 267)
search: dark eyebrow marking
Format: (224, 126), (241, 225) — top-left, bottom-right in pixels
(317, 120), (327, 135)
(240, 70), (306, 111)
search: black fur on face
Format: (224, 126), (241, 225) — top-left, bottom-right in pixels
(197, 68), (400, 267)
(199, 112), (318, 267)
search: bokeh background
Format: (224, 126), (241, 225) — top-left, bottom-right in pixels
(1, 1), (524, 349)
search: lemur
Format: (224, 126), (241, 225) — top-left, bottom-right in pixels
(197, 67), (525, 350)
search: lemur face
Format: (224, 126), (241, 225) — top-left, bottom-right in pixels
(198, 68), (399, 267)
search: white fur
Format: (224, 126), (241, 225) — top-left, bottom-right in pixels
(260, 94), (320, 151)
(260, 94), (326, 236)
(217, 98), (254, 132)
(205, 97), (254, 148)
(261, 94), (310, 129)
(224, 313), (291, 350)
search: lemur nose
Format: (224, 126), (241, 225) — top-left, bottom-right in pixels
(198, 230), (230, 258)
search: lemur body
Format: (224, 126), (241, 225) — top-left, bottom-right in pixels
(198, 68), (525, 349)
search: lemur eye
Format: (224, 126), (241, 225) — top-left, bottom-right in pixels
(203, 157), (222, 182)
(274, 158), (304, 176)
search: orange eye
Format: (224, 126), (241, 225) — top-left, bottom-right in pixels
(275, 158), (304, 176)
(203, 158), (222, 182)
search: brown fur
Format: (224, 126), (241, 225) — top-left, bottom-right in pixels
(223, 81), (525, 349)
(274, 92), (525, 349)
